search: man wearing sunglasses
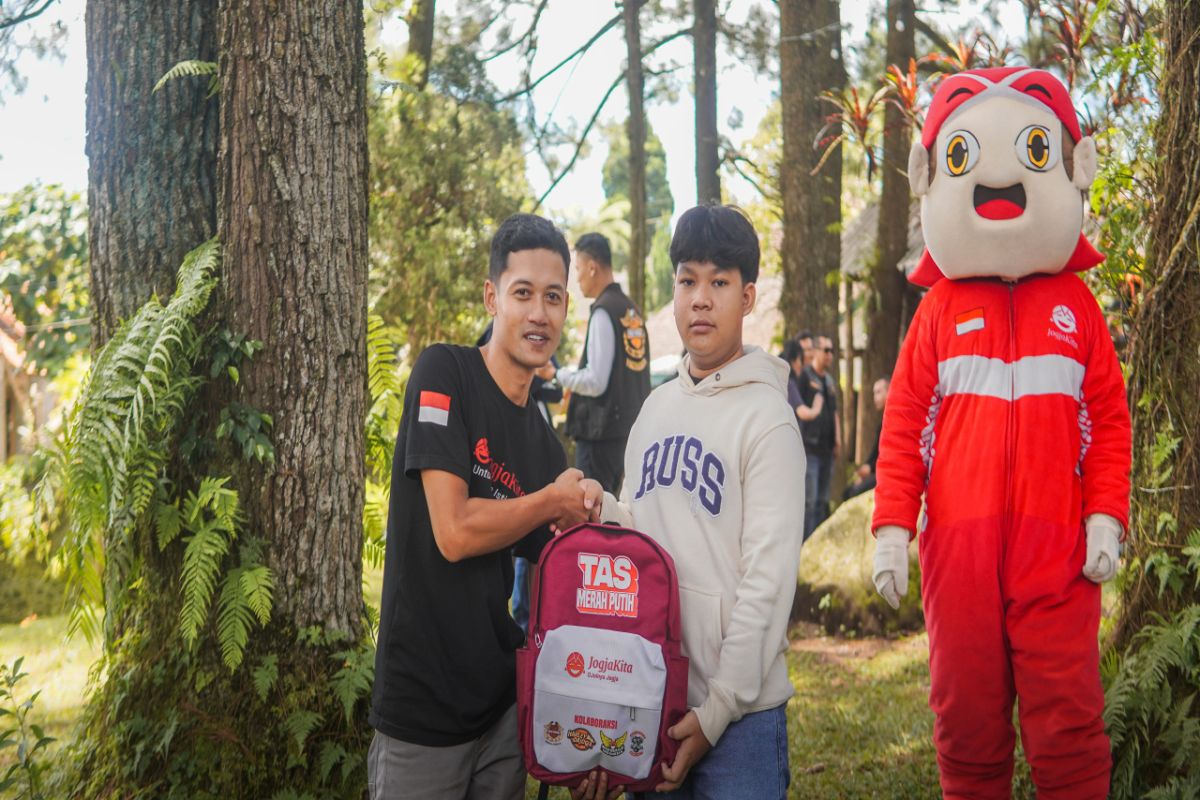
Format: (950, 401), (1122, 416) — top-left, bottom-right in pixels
(798, 334), (840, 539)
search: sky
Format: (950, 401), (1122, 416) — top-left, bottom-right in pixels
(0, 0), (1027, 216)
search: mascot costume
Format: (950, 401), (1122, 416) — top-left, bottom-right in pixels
(870, 67), (1132, 798)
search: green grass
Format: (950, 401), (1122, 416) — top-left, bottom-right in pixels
(787, 633), (941, 798)
(0, 614), (98, 773)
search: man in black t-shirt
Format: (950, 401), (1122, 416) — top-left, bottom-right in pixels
(368, 214), (603, 800)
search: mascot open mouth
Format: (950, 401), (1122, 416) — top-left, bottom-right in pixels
(973, 183), (1027, 220)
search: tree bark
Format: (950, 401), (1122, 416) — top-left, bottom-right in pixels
(841, 274), (857, 462)
(625, 0), (647, 311)
(406, 0), (435, 90)
(858, 0), (914, 468)
(85, 0), (218, 348)
(1113, 0), (1200, 648)
(693, 0), (720, 205)
(218, 0), (368, 636)
(779, 0), (843, 346)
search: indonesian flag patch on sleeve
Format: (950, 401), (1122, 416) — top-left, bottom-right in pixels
(418, 391), (451, 426)
(955, 308), (985, 335)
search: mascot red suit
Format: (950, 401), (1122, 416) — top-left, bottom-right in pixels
(870, 67), (1131, 798)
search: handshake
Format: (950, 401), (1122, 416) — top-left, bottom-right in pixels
(547, 468), (605, 535)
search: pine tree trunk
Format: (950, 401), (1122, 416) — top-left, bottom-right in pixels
(693, 0), (720, 205)
(218, 0), (368, 636)
(625, 0), (647, 311)
(859, 0), (913, 467)
(406, 0), (435, 90)
(779, 0), (843, 346)
(1113, 1), (1200, 649)
(841, 274), (858, 461)
(85, 0), (218, 348)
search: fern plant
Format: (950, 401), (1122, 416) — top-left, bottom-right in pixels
(153, 59), (219, 97)
(53, 239), (218, 640)
(47, 238), (273, 670)
(362, 314), (405, 571)
(1105, 526), (1200, 799)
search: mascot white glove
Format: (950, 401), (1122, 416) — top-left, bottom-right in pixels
(872, 526), (911, 610)
(1082, 513), (1122, 583)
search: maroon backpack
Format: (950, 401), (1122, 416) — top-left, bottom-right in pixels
(516, 522), (689, 794)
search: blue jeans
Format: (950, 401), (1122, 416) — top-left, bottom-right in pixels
(803, 451), (833, 541)
(650, 704), (789, 800)
(511, 556), (530, 634)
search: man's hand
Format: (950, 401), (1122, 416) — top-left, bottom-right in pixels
(553, 477), (604, 534)
(655, 710), (711, 792)
(548, 468), (600, 534)
(872, 526), (911, 610)
(1083, 513), (1122, 583)
(855, 464), (870, 480)
(580, 478), (604, 522)
(569, 770), (624, 800)
(811, 392), (824, 414)
(535, 362), (556, 381)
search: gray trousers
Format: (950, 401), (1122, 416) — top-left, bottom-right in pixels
(367, 703), (525, 800)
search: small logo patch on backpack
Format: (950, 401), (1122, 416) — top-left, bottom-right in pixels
(544, 721), (563, 745)
(629, 730), (646, 757)
(599, 730), (627, 757)
(567, 728), (596, 751)
(565, 651), (585, 678)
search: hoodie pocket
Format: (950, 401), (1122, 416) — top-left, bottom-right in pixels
(678, 585), (723, 694)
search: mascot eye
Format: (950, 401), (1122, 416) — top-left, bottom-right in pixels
(942, 130), (980, 177)
(1015, 125), (1059, 172)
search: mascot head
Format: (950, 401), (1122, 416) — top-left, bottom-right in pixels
(908, 67), (1104, 287)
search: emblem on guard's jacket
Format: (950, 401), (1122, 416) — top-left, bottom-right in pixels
(568, 728), (596, 751)
(620, 308), (648, 372)
(599, 730), (627, 757)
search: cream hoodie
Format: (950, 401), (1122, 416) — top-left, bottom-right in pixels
(601, 346), (807, 745)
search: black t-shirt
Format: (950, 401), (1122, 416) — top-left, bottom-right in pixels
(369, 344), (565, 746)
(797, 365), (838, 455)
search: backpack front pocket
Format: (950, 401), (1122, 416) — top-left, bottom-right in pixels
(531, 625), (667, 781)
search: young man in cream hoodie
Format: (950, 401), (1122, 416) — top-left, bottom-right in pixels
(589, 204), (807, 798)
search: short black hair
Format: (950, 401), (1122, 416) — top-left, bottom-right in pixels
(574, 232), (612, 268)
(669, 204), (760, 284)
(489, 213), (571, 284)
(782, 339), (804, 363)
(794, 329), (814, 345)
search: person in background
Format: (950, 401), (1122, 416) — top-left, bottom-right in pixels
(794, 330), (815, 370)
(783, 339), (824, 427)
(549, 232), (651, 494)
(798, 333), (839, 539)
(844, 377), (889, 500)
